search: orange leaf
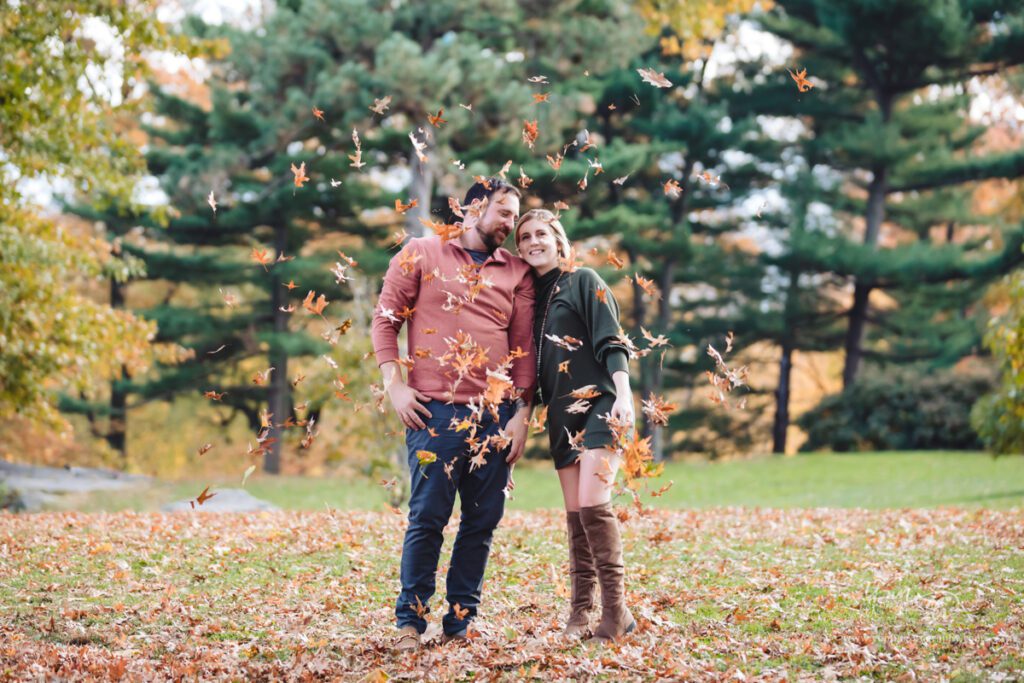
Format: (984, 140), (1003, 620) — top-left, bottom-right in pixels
(427, 108), (447, 128)
(251, 246), (272, 271)
(196, 486), (216, 506)
(291, 161), (309, 187)
(395, 198), (418, 214)
(522, 119), (539, 149)
(788, 67), (815, 93)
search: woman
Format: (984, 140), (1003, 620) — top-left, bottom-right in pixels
(514, 208), (636, 642)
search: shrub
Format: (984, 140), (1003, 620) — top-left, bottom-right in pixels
(798, 364), (996, 452)
(971, 271), (1024, 455)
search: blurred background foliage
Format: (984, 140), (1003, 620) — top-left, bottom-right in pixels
(2, 0), (1023, 481)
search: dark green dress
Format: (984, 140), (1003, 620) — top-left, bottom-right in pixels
(533, 267), (629, 469)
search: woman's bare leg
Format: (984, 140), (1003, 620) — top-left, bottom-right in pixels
(557, 461), (582, 512)
(577, 448), (620, 508)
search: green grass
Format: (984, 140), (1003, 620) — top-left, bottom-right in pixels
(44, 450), (1024, 512)
(3, 507), (1020, 679)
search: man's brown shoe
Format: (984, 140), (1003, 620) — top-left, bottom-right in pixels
(394, 625), (421, 652)
(439, 630), (468, 645)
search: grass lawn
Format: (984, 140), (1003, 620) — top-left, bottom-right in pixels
(42, 451), (1024, 513)
(1, 507), (1021, 680)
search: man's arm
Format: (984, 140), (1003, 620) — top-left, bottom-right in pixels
(371, 240), (431, 429)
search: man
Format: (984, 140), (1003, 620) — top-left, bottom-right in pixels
(371, 177), (535, 650)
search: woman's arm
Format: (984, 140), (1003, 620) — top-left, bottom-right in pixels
(610, 369), (634, 425)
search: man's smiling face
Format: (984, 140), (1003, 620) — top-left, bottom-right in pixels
(474, 190), (520, 252)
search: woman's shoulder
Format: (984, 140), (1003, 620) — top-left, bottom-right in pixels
(565, 267), (607, 291)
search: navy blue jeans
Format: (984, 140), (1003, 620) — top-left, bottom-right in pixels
(395, 400), (512, 636)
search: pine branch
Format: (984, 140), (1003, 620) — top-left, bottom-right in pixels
(889, 150), (1024, 193)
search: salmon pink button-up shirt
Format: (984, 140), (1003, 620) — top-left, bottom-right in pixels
(371, 236), (537, 405)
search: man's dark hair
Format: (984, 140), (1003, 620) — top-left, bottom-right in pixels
(462, 176), (522, 208)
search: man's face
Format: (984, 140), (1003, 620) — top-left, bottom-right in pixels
(474, 191), (520, 252)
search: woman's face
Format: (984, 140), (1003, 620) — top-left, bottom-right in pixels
(517, 219), (560, 273)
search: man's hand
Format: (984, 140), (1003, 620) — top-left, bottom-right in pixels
(387, 378), (432, 430)
(505, 405), (531, 464)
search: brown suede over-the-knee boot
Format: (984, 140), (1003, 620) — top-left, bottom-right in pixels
(579, 502), (636, 642)
(565, 511), (596, 638)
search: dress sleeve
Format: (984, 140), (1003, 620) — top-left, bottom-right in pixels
(575, 268), (629, 367)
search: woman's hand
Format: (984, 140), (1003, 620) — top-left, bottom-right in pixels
(610, 392), (635, 426)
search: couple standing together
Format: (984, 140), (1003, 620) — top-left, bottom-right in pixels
(371, 177), (636, 650)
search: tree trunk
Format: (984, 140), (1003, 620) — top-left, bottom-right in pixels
(842, 164), (888, 387)
(772, 342), (793, 454)
(265, 223), (290, 474)
(108, 278), (128, 466)
(407, 146), (434, 238)
(645, 260), (675, 462)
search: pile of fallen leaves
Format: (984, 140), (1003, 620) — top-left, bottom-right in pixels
(2, 507), (1022, 680)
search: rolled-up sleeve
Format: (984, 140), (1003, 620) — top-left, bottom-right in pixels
(371, 241), (422, 366)
(508, 268), (537, 403)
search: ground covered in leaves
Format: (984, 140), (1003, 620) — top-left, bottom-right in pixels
(2, 507), (1022, 681)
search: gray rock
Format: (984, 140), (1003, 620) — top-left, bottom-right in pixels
(0, 488), (60, 513)
(160, 488), (279, 513)
(1, 461), (154, 512)
(0, 461), (151, 494)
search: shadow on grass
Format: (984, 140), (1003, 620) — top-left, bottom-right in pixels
(945, 489), (1024, 505)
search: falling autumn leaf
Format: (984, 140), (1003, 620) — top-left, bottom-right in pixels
(568, 384), (602, 400)
(522, 119), (539, 149)
(637, 67), (672, 88)
(518, 167), (533, 189)
(251, 246), (272, 271)
(370, 96), (391, 114)
(395, 198), (418, 214)
(312, 106), (324, 121)
(642, 392), (678, 426)
(303, 290), (329, 316)
(788, 67), (815, 93)
(408, 131), (428, 163)
(291, 162), (309, 188)
(427, 108), (447, 128)
(635, 273), (661, 299)
(349, 129), (365, 169)
(606, 249), (625, 269)
(195, 486), (216, 507)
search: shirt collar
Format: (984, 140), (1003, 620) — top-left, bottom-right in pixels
(448, 239), (510, 264)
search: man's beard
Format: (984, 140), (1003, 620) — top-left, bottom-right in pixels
(477, 222), (507, 252)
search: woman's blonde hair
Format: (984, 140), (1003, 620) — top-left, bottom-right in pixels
(514, 209), (571, 260)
